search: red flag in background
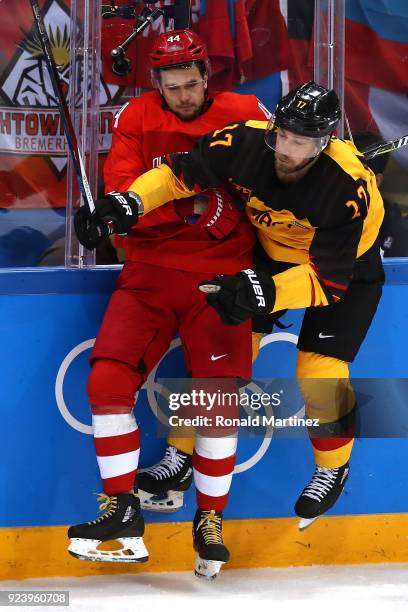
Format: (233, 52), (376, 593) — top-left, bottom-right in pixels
(344, 5), (408, 136)
(198, 0), (290, 90)
(234, 0), (253, 68)
(284, 0), (314, 89)
(198, 0), (251, 90)
(102, 0), (292, 92)
(345, 8), (408, 94)
(284, 0), (408, 135)
(241, 0), (291, 83)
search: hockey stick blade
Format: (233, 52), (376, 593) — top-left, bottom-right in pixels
(29, 0), (95, 214)
(363, 134), (408, 160)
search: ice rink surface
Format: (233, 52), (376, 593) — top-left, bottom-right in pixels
(2, 564), (408, 612)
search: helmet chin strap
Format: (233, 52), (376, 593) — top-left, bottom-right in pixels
(293, 156), (318, 172)
(275, 153), (320, 184)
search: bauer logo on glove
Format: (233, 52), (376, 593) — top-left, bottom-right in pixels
(97, 191), (142, 235)
(74, 191), (143, 250)
(198, 268), (276, 325)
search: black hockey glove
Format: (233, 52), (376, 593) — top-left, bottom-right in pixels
(74, 191), (142, 250)
(199, 268), (276, 325)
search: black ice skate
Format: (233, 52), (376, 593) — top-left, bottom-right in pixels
(68, 492), (148, 563)
(138, 445), (193, 512)
(295, 463), (349, 530)
(193, 509), (230, 580)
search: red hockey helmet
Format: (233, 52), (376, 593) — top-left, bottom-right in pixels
(149, 29), (208, 69)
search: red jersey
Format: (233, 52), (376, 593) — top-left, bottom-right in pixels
(104, 90), (271, 273)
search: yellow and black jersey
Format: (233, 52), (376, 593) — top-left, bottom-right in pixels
(129, 120), (384, 313)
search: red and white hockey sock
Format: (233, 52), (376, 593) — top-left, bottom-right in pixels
(92, 413), (140, 495)
(193, 435), (237, 512)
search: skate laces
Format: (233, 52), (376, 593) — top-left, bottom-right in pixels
(302, 467), (339, 502)
(88, 493), (118, 525)
(196, 510), (223, 545)
(144, 446), (186, 480)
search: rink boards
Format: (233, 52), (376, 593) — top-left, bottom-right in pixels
(1, 262), (408, 578)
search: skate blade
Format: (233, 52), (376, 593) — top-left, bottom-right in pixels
(68, 537), (149, 563)
(194, 555), (224, 580)
(139, 489), (184, 513)
(298, 516), (318, 531)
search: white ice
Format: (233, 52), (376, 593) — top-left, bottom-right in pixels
(2, 564), (408, 612)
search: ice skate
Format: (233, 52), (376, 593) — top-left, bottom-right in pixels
(193, 509), (230, 580)
(68, 492), (148, 562)
(138, 446), (193, 512)
(295, 463), (349, 530)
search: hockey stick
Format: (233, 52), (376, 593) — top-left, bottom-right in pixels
(362, 134), (408, 161)
(29, 0), (95, 214)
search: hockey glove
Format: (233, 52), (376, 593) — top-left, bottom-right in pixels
(194, 189), (242, 239)
(199, 268), (276, 325)
(74, 191), (142, 250)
